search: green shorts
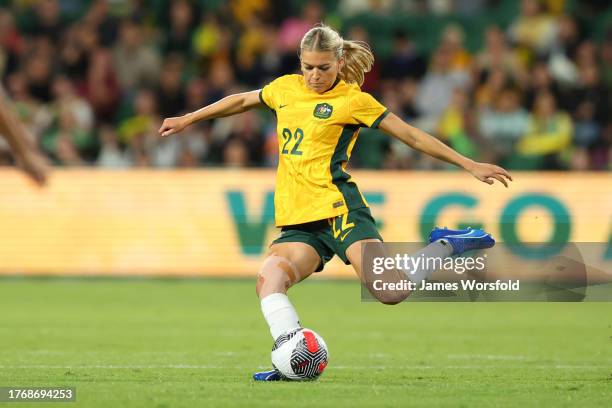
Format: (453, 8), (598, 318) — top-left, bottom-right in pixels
(271, 207), (383, 272)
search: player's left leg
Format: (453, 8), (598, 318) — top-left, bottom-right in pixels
(345, 238), (411, 305)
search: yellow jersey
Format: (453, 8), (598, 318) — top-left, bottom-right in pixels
(259, 74), (389, 226)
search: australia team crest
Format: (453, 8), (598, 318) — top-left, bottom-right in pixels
(313, 103), (333, 119)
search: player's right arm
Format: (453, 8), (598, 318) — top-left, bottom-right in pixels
(0, 86), (48, 185)
(159, 90), (262, 137)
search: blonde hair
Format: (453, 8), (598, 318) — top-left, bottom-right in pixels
(299, 24), (374, 86)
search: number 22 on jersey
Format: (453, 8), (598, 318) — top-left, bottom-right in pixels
(281, 128), (304, 156)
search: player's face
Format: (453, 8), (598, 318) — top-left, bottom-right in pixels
(300, 50), (343, 93)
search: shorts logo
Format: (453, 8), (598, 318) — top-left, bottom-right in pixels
(332, 212), (355, 241)
(339, 229), (353, 242)
(313, 103), (333, 119)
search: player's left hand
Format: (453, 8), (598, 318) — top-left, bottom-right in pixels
(467, 161), (513, 187)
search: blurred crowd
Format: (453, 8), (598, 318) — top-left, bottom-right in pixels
(0, 0), (610, 170)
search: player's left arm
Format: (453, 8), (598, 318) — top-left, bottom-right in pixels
(378, 112), (512, 187)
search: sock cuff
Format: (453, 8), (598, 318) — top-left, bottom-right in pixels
(261, 293), (291, 312)
(260, 293), (300, 339)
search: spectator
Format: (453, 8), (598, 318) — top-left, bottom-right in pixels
(551, 14), (581, 61)
(209, 108), (263, 166)
(222, 136), (250, 168)
(161, 0), (197, 57)
(572, 100), (599, 150)
(41, 105), (95, 164)
(547, 15), (582, 85)
(206, 60), (236, 103)
(51, 75), (94, 133)
(82, 48), (120, 123)
(6, 72), (52, 138)
(155, 56), (186, 118)
(230, 0), (271, 26)
(0, 9), (25, 78)
(523, 62), (562, 111)
(58, 24), (90, 82)
(475, 67), (508, 109)
(96, 124), (131, 168)
(601, 32), (612, 88)
(381, 30), (426, 80)
(192, 12), (223, 70)
(235, 17), (268, 87)
(570, 62), (609, 126)
(178, 78), (210, 167)
(257, 24), (283, 83)
(476, 26), (522, 80)
(118, 88), (159, 146)
(83, 0), (119, 47)
(27, 0), (64, 42)
(277, 0), (323, 52)
(514, 91), (572, 169)
(112, 18), (161, 91)
(440, 24), (472, 73)
(438, 87), (480, 160)
(338, 0), (394, 17)
(479, 86), (529, 164)
(508, 0), (557, 55)
(24, 52), (54, 103)
(415, 46), (470, 131)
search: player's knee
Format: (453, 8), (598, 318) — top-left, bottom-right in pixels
(363, 281), (411, 305)
(384, 292), (410, 305)
(373, 290), (410, 305)
(255, 254), (299, 297)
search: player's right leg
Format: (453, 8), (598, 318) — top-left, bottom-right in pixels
(253, 242), (321, 381)
(338, 209), (495, 304)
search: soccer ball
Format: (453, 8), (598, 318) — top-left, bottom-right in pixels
(271, 328), (329, 380)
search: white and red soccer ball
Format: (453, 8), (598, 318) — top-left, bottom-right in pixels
(271, 328), (329, 380)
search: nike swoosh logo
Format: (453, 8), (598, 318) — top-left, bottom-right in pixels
(339, 229), (353, 242)
(448, 230), (489, 239)
(279, 104), (288, 109)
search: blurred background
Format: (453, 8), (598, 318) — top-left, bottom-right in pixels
(0, 0), (610, 277)
(0, 5), (610, 405)
(0, 0), (610, 171)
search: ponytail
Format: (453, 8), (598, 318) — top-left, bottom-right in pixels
(340, 40), (374, 86)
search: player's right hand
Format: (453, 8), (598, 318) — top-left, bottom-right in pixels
(18, 151), (48, 186)
(159, 116), (188, 137)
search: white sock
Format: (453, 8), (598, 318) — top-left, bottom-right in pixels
(401, 240), (453, 285)
(260, 293), (301, 340)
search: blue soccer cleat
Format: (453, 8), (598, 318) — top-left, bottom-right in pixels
(429, 227), (495, 255)
(253, 368), (283, 381)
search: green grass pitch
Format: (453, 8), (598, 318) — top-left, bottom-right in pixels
(0, 278), (611, 407)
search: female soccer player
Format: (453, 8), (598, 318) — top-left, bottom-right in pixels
(159, 24), (512, 381)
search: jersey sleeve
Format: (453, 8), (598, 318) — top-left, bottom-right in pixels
(350, 91), (389, 128)
(259, 76), (286, 111)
